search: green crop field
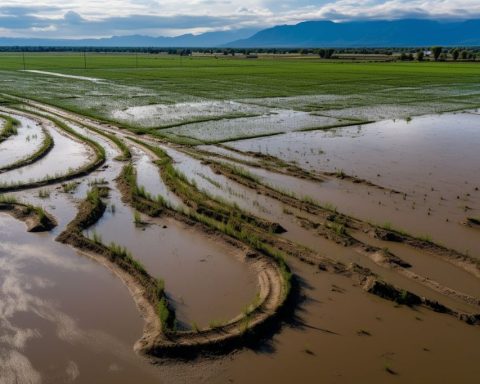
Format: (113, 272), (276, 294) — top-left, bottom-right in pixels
(1, 53), (480, 142)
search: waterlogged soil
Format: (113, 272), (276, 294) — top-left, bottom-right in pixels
(0, 116), (93, 186)
(154, 145), (480, 314)
(1, 98), (479, 383)
(163, 110), (344, 142)
(22, 70), (105, 83)
(320, 101), (468, 121)
(197, 144), (261, 164)
(111, 100), (266, 129)
(227, 113), (480, 256)
(0, 113), (45, 169)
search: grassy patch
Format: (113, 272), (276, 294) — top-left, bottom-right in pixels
(0, 114), (20, 142)
(62, 181), (79, 193)
(37, 189), (50, 199)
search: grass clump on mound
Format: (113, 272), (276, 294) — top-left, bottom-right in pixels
(0, 127), (54, 173)
(0, 114), (20, 142)
(119, 143), (293, 301)
(0, 108), (106, 192)
(57, 186), (176, 333)
(0, 196), (57, 231)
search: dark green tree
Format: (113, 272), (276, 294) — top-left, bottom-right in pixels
(452, 49), (460, 61)
(324, 49), (335, 59)
(431, 46), (443, 61)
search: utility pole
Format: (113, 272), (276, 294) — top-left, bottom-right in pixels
(83, 50), (87, 70)
(22, 51), (26, 70)
(135, 52), (138, 68)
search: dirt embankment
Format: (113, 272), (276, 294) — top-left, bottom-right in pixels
(0, 125), (54, 174)
(0, 202), (57, 232)
(207, 159), (480, 324)
(55, 187), (167, 354)
(0, 107), (106, 193)
(211, 145), (402, 193)
(116, 163), (292, 358)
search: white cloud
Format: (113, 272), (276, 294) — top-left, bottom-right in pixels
(0, 1), (479, 38)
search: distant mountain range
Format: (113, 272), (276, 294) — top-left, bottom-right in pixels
(1, 19), (480, 48)
(0, 29), (259, 48)
(229, 19), (480, 47)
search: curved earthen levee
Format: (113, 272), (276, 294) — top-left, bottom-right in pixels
(0, 115), (54, 174)
(30, 98), (480, 318)
(114, 162), (291, 357)
(141, 256), (286, 358)
(0, 99), (293, 359)
(0, 113), (20, 143)
(0, 95), (478, 365)
(0, 200), (57, 232)
(0, 107), (106, 192)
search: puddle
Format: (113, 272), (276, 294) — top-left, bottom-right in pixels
(21, 70), (104, 83)
(0, 216), (162, 384)
(0, 113), (45, 169)
(132, 145), (184, 209)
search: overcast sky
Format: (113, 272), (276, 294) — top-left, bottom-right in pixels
(1, 1), (479, 39)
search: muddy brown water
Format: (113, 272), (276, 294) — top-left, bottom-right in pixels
(132, 145), (184, 209)
(0, 215), (163, 383)
(154, 144), (479, 313)
(225, 113), (480, 256)
(84, 161), (258, 330)
(1, 105), (479, 383)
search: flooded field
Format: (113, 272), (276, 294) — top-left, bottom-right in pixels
(226, 112), (480, 254)
(0, 114), (45, 170)
(0, 112), (93, 187)
(0, 65), (479, 384)
(162, 109), (346, 142)
(112, 101), (266, 129)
